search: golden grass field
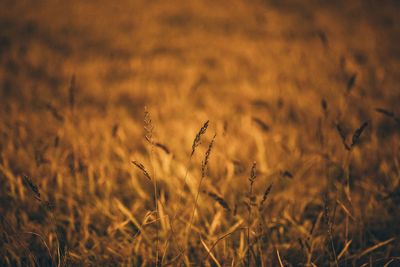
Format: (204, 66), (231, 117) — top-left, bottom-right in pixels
(1, 0), (400, 266)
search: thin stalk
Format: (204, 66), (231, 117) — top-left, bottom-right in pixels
(187, 134), (216, 249)
(163, 121), (210, 264)
(247, 162), (257, 267)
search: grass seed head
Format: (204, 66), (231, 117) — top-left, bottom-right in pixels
(23, 175), (41, 200)
(260, 183), (273, 206)
(351, 121), (368, 147)
(204, 191), (231, 212)
(201, 133), (216, 177)
(249, 161), (257, 185)
(132, 161), (152, 181)
(191, 120), (209, 157)
(144, 106), (154, 144)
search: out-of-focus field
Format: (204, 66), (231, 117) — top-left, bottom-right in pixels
(1, 0), (400, 266)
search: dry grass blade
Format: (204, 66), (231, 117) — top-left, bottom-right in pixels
(276, 249), (284, 267)
(24, 231), (54, 265)
(132, 161), (152, 181)
(204, 191), (231, 212)
(357, 238), (395, 259)
(384, 259), (396, 267)
(351, 121), (368, 147)
(342, 238), (396, 261)
(191, 120), (209, 157)
(23, 175), (41, 200)
(114, 199), (151, 244)
(337, 240), (352, 260)
(203, 227), (246, 261)
(336, 199), (355, 221)
(200, 236), (222, 267)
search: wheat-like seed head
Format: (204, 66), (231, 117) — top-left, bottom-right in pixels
(191, 120), (209, 157)
(132, 161), (152, 181)
(249, 161), (257, 185)
(204, 190), (231, 212)
(201, 133), (216, 178)
(351, 121), (368, 147)
(260, 183), (273, 207)
(23, 175), (41, 200)
(144, 106), (154, 145)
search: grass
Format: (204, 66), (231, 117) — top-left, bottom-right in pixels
(1, 0), (400, 266)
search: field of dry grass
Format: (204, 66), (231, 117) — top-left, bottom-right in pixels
(1, 0), (400, 266)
